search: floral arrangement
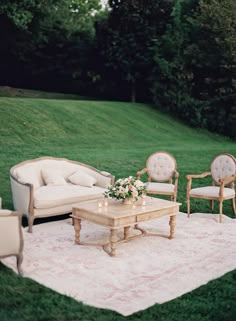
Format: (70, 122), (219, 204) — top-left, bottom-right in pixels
(104, 176), (147, 201)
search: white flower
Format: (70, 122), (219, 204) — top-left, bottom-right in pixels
(104, 176), (147, 201)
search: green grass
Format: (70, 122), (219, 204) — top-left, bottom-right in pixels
(0, 91), (235, 321)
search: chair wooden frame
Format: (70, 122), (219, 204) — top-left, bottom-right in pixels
(0, 210), (24, 275)
(186, 153), (236, 223)
(137, 151), (179, 202)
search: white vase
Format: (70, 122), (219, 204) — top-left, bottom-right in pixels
(122, 198), (133, 205)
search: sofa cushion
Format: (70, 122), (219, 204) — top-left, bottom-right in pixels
(68, 170), (97, 187)
(42, 168), (67, 186)
(34, 184), (106, 209)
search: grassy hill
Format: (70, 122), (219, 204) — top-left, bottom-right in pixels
(0, 92), (235, 215)
(0, 90), (236, 321)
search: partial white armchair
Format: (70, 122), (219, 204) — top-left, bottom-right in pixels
(0, 210), (24, 275)
(186, 153), (236, 222)
(137, 151), (179, 201)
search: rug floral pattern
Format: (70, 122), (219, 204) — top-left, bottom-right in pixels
(3, 213), (236, 316)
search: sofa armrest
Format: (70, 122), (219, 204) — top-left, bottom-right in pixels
(10, 175), (34, 217)
(95, 172), (115, 188)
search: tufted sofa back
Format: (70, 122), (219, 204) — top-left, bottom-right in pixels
(146, 151), (176, 182)
(210, 153), (236, 184)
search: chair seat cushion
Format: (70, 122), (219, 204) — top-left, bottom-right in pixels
(34, 184), (107, 209)
(190, 186), (235, 198)
(146, 182), (175, 193)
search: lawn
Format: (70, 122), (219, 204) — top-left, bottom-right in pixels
(0, 90), (235, 321)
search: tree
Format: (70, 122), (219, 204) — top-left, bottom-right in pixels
(151, 0), (236, 136)
(0, 0), (102, 93)
(185, 0), (236, 134)
(96, 0), (174, 102)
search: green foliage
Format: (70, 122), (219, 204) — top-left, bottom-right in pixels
(0, 0), (236, 138)
(151, 0), (236, 137)
(96, 0), (174, 102)
(151, 0), (199, 124)
(0, 0), (102, 32)
(0, 0), (102, 94)
(0, 93), (235, 320)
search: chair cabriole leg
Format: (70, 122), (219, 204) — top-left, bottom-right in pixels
(219, 201), (223, 223)
(210, 200), (214, 211)
(187, 197), (190, 217)
(232, 198), (236, 215)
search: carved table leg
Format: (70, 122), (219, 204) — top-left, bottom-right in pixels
(169, 215), (176, 239)
(74, 218), (81, 244)
(110, 228), (118, 256)
(124, 226), (130, 240)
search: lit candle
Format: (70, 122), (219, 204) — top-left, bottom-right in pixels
(98, 201), (103, 208)
(104, 200), (108, 207)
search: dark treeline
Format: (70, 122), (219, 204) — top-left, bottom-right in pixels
(0, 0), (235, 138)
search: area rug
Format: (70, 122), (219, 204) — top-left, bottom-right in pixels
(3, 213), (236, 316)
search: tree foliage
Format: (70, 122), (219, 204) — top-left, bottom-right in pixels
(95, 0), (174, 102)
(0, 0), (235, 137)
(0, 0), (102, 93)
(150, 0), (236, 137)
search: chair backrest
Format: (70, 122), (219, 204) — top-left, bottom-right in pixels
(146, 151), (176, 182)
(210, 153), (236, 184)
(0, 210), (23, 257)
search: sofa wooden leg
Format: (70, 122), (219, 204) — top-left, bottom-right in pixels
(28, 216), (34, 233)
(17, 253), (23, 276)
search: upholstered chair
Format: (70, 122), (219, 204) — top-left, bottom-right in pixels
(137, 151), (179, 201)
(186, 153), (236, 222)
(0, 210), (24, 275)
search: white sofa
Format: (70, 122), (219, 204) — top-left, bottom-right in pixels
(10, 156), (115, 232)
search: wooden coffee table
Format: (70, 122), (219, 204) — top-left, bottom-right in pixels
(71, 196), (181, 256)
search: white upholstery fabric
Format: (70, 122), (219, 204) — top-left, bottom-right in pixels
(68, 170), (97, 187)
(13, 160), (78, 188)
(211, 154), (236, 183)
(146, 153), (176, 181)
(12, 159), (109, 189)
(10, 157), (114, 230)
(34, 184), (107, 209)
(0, 197), (2, 208)
(42, 168), (67, 186)
(190, 186), (235, 198)
(0, 209), (12, 216)
(146, 182), (175, 193)
(16, 167), (43, 189)
(0, 214), (21, 256)
(33, 203), (85, 217)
